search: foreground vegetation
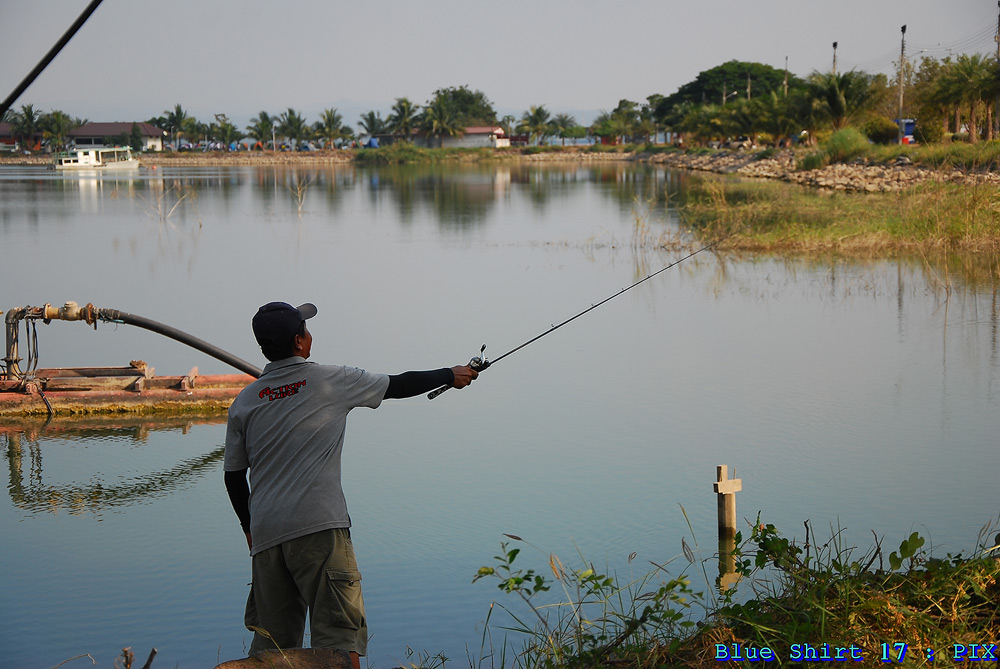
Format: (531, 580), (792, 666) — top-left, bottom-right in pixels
(465, 518), (1000, 668)
(681, 176), (1000, 255)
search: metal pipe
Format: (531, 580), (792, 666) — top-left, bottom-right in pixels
(2, 302), (261, 380)
(96, 308), (261, 378)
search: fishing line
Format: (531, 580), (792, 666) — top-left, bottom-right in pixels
(428, 224), (744, 399)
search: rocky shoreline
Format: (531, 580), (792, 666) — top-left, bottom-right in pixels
(637, 148), (1000, 192)
(3, 147), (997, 192)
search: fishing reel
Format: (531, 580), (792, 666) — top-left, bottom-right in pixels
(468, 343), (490, 372)
(427, 344), (488, 400)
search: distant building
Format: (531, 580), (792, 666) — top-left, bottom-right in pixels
(69, 122), (167, 151)
(417, 126), (510, 149)
(0, 123), (17, 151)
(0, 122), (43, 151)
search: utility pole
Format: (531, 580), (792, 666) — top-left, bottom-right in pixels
(832, 42), (838, 75)
(995, 1), (999, 138)
(897, 25), (907, 145)
(746, 72), (751, 100)
(783, 56), (789, 97)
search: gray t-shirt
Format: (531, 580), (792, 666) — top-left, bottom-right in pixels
(224, 356), (389, 555)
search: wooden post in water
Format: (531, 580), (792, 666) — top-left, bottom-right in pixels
(714, 464), (742, 591)
(714, 464), (742, 537)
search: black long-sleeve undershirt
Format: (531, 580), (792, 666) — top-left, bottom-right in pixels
(225, 469), (251, 533)
(384, 367), (454, 399)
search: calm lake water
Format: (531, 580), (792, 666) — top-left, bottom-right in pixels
(1, 161), (998, 668)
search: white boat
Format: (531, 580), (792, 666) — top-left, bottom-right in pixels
(53, 146), (139, 170)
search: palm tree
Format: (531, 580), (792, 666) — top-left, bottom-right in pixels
(212, 113), (241, 148)
(420, 98), (461, 147)
(608, 100), (641, 143)
(246, 111), (275, 149)
(551, 113), (576, 146)
(755, 89), (814, 145)
(12, 104), (42, 150)
(278, 108), (311, 148)
(499, 115), (516, 136)
(313, 108), (350, 148)
(40, 110), (78, 151)
(941, 54), (995, 143)
(186, 118), (209, 147)
(518, 105), (553, 145)
(162, 104), (190, 149)
(358, 110), (388, 138)
(808, 70), (882, 131)
(387, 98), (419, 139)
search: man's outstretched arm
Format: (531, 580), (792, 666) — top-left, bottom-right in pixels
(384, 365), (478, 399)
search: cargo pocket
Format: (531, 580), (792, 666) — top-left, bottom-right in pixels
(322, 568), (365, 632)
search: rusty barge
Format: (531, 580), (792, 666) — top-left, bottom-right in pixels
(1, 301), (260, 417)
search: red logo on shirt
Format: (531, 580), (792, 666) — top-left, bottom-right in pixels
(258, 379), (307, 401)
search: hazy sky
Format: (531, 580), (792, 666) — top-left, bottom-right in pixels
(2, 0), (998, 129)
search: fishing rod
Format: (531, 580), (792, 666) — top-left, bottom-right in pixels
(428, 225), (743, 399)
(0, 0), (105, 120)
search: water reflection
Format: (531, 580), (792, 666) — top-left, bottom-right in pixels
(2, 414), (225, 515)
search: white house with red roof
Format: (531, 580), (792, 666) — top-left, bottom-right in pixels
(69, 122), (167, 151)
(418, 126), (509, 149)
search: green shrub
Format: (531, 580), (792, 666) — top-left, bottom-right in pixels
(796, 151), (827, 171)
(824, 127), (871, 163)
(914, 120), (944, 144)
(863, 117), (902, 145)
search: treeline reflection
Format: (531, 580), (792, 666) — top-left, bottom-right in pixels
(3, 415), (225, 515)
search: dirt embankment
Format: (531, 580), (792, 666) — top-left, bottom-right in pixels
(3, 147), (997, 192)
(640, 149), (1000, 192)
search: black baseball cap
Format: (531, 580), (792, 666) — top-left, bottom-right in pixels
(252, 302), (317, 349)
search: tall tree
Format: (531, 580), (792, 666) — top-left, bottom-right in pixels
(278, 108), (311, 148)
(246, 111), (276, 148)
(40, 110), (78, 151)
(424, 85), (496, 127)
(499, 114), (517, 136)
(313, 108), (351, 148)
(807, 69), (884, 131)
(161, 104), (190, 148)
(11, 104), (42, 149)
(654, 61), (803, 127)
(551, 113), (576, 146)
(358, 110), (388, 137)
(593, 100), (641, 144)
(212, 113), (242, 147)
(517, 105), (553, 145)
(387, 98), (419, 138)
(940, 53), (996, 142)
(420, 97), (461, 147)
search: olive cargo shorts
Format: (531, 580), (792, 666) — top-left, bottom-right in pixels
(245, 528), (367, 655)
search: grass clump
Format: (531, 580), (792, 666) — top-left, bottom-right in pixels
(352, 142), (501, 165)
(680, 175), (1000, 254)
(352, 141), (436, 165)
(797, 128), (870, 170)
(468, 519), (1000, 668)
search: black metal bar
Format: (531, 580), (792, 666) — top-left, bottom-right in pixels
(0, 0), (105, 120)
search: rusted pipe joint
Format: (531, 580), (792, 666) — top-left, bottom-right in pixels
(42, 301), (88, 322)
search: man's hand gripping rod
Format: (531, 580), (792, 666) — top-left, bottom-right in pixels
(428, 344), (490, 399)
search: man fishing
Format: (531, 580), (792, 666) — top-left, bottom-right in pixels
(224, 301), (478, 667)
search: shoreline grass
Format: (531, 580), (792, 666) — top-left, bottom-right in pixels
(680, 176), (1000, 256)
(468, 518), (1000, 668)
